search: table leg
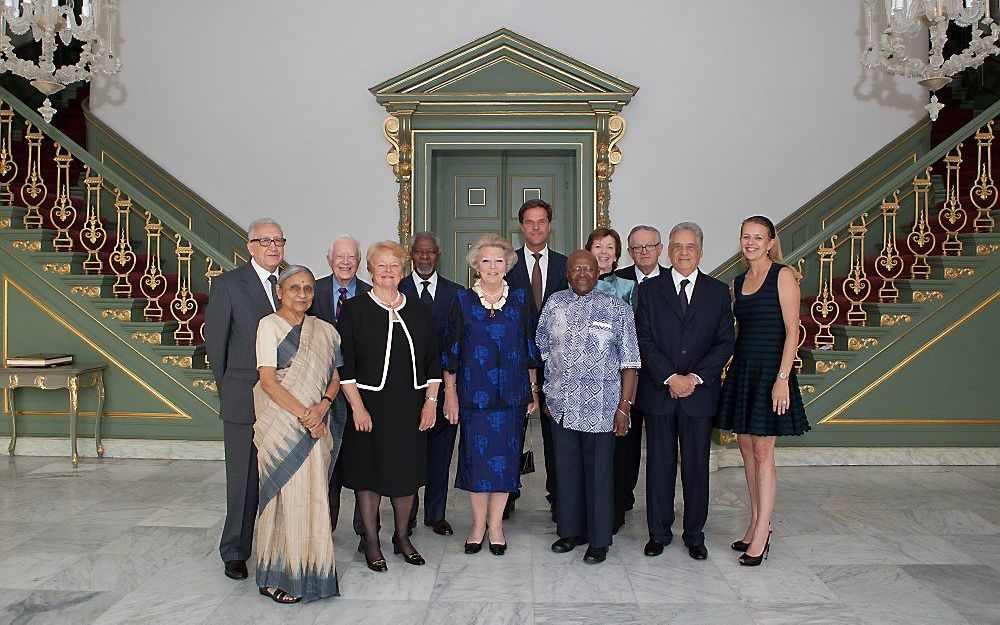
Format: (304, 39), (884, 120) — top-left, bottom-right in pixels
(95, 374), (105, 458)
(68, 376), (79, 466)
(7, 388), (16, 455)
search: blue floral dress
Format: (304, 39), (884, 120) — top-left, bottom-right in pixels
(443, 284), (541, 493)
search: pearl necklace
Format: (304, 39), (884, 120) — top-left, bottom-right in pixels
(473, 279), (508, 317)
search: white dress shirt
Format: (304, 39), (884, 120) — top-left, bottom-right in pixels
(634, 264), (661, 284)
(411, 271), (438, 300)
(523, 245), (550, 295)
(251, 258), (280, 311)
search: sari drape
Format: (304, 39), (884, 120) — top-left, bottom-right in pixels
(252, 315), (345, 602)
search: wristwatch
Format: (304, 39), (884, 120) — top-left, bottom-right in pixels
(320, 395), (334, 404)
(777, 372), (789, 380)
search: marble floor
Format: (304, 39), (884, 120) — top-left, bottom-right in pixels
(1, 441), (998, 625)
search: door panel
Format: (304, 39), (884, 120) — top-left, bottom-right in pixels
(433, 150), (576, 287)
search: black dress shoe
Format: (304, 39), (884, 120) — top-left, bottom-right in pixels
(583, 546), (607, 564)
(687, 543), (708, 560)
(643, 539), (665, 557)
(392, 535), (426, 566)
(424, 519), (454, 536)
(224, 560), (248, 580)
(550, 536), (588, 553)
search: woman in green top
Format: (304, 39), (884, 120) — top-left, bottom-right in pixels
(586, 227), (637, 309)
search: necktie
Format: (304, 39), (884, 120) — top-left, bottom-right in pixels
(267, 275), (279, 311)
(679, 278), (690, 316)
(420, 280), (433, 306)
(335, 286), (348, 320)
(531, 252), (543, 311)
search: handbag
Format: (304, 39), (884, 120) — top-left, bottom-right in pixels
(520, 412), (536, 475)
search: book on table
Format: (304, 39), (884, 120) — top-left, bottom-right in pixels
(5, 353), (74, 368)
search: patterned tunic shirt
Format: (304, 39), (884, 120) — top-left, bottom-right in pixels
(536, 289), (641, 433)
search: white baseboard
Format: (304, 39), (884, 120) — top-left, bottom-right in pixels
(1, 437), (224, 461)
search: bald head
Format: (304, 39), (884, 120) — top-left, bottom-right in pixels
(566, 250), (599, 296)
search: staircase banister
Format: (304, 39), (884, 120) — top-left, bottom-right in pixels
(784, 98), (1000, 268)
(0, 84), (236, 272)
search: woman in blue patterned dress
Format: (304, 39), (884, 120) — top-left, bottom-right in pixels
(442, 234), (540, 556)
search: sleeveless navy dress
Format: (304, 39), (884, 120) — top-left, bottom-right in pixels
(715, 263), (810, 436)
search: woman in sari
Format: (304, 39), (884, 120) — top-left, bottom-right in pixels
(253, 264), (345, 604)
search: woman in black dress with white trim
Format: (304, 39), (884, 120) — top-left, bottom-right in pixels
(715, 215), (809, 566)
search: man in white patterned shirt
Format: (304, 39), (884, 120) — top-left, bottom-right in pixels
(535, 250), (641, 564)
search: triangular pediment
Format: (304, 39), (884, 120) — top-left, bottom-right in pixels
(371, 28), (638, 105)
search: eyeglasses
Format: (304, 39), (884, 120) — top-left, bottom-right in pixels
(251, 237), (287, 247)
(628, 243), (661, 253)
(568, 266), (597, 276)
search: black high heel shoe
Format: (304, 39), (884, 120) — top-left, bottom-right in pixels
(731, 526), (772, 552)
(465, 528), (487, 554)
(489, 540), (507, 556)
(738, 537), (770, 566)
(392, 534), (426, 565)
(360, 536), (388, 572)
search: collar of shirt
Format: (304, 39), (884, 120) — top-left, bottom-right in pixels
(671, 267), (699, 294)
(635, 264), (660, 283)
(250, 258), (279, 309)
(525, 245), (549, 289)
(334, 275), (358, 299)
(412, 271), (438, 297)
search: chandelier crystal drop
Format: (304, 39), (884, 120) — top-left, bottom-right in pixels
(862, 0), (1000, 120)
(0, 0), (120, 122)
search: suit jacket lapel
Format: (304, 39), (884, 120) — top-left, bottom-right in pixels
(544, 254), (561, 301)
(242, 264), (273, 314)
(661, 268), (684, 321)
(684, 272), (703, 319)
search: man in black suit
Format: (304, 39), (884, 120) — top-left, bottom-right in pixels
(307, 235), (371, 535)
(399, 232), (461, 536)
(636, 222), (735, 561)
(205, 217), (286, 581)
(504, 198), (568, 518)
(612, 225), (668, 532)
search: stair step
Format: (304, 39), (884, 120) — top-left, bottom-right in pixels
(122, 321), (179, 346)
(829, 325), (890, 351)
(800, 349), (860, 375)
(181, 369), (218, 394)
(63, 275), (115, 299)
(155, 345), (207, 370)
(91, 297), (146, 323)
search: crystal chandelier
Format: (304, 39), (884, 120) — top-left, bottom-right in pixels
(863, 0), (1000, 120)
(0, 0), (119, 122)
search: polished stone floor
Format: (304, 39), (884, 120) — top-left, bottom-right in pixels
(1, 442), (998, 625)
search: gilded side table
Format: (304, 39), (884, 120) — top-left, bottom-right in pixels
(1, 364), (107, 465)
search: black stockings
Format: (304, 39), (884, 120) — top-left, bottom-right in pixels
(357, 490), (416, 558)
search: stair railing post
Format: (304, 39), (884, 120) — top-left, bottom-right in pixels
(939, 144), (967, 255)
(20, 120), (47, 228)
(109, 189), (136, 297)
(842, 215), (871, 326)
(794, 258), (806, 373)
(907, 167), (935, 279)
(140, 211), (167, 321)
(809, 236), (839, 349)
(79, 166), (107, 273)
(970, 120), (997, 233)
(875, 191), (903, 303)
(50, 144), (76, 251)
(0, 103), (18, 205)
(170, 235), (196, 346)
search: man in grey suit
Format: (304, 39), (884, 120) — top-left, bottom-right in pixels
(307, 235), (371, 535)
(205, 217), (286, 580)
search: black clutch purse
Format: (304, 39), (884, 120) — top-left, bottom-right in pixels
(520, 413), (536, 475)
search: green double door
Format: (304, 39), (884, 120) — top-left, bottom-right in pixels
(432, 150), (577, 286)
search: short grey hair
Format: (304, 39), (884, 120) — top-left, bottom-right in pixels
(669, 221), (704, 247)
(627, 225), (660, 245)
(248, 218), (282, 239)
(410, 231), (441, 252)
(466, 234), (517, 270)
(327, 235), (361, 259)
(276, 264), (315, 288)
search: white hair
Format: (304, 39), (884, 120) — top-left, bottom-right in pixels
(669, 221), (704, 247)
(247, 217), (282, 239)
(627, 225), (661, 245)
(327, 235), (361, 259)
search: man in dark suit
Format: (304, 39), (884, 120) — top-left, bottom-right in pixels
(612, 225), (668, 532)
(205, 217), (286, 581)
(636, 222), (735, 561)
(399, 231), (461, 536)
(307, 235), (371, 536)
(504, 198), (568, 518)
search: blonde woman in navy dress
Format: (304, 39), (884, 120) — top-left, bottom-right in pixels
(715, 215), (809, 566)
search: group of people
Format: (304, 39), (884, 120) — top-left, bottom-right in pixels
(204, 199), (810, 604)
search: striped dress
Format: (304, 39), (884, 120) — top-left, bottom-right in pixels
(715, 263), (810, 436)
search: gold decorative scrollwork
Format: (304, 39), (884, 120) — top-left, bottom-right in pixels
(912, 290), (943, 303)
(7, 373), (18, 387)
(717, 430), (737, 445)
(842, 215), (871, 325)
(0, 218), (9, 229)
(794, 259), (806, 373)
(162, 355), (192, 368)
(847, 337), (879, 351)
(101, 308), (130, 322)
(130, 331), (161, 345)
(977, 243), (999, 256)
(875, 191), (903, 302)
(382, 113), (414, 244)
(906, 168), (935, 279)
(109, 189), (137, 297)
(20, 120), (46, 228)
(11, 240), (41, 252)
(79, 167), (107, 274)
(970, 120), (996, 234)
(170, 235), (197, 345)
(71, 285), (101, 298)
(0, 103), (18, 205)
(815, 360), (847, 374)
(140, 211), (167, 321)
(809, 236), (839, 349)
(880, 313), (911, 327)
(944, 267), (975, 279)
(193, 378), (217, 393)
(68, 376), (79, 411)
(41, 263), (70, 275)
(939, 143), (967, 255)
(799, 385), (816, 394)
(49, 144), (76, 252)
(595, 113), (627, 229)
